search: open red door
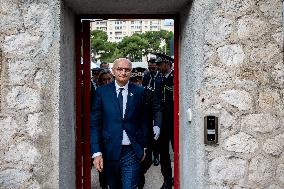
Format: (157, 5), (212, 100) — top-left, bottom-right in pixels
(75, 19), (91, 189)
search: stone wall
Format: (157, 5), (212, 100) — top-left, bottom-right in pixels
(0, 0), (62, 188)
(180, 0), (283, 188)
(59, 2), (76, 188)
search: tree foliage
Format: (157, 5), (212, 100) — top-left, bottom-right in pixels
(141, 30), (173, 54)
(90, 30), (108, 54)
(118, 34), (149, 62)
(91, 30), (118, 62)
(103, 48), (124, 63)
(90, 29), (174, 63)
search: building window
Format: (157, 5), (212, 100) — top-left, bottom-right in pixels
(115, 32), (122, 35)
(115, 26), (122, 30)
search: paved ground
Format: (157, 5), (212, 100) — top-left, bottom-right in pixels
(91, 163), (164, 189)
(91, 162), (174, 189)
(91, 147), (174, 188)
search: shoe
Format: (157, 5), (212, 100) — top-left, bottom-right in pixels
(153, 157), (160, 166)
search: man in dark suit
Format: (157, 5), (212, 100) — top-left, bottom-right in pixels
(155, 54), (174, 189)
(142, 57), (163, 166)
(91, 58), (148, 189)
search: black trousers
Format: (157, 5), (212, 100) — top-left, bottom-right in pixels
(138, 127), (156, 188)
(138, 148), (153, 188)
(159, 114), (174, 182)
(152, 138), (160, 158)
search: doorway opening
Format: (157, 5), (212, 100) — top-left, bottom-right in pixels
(76, 15), (179, 189)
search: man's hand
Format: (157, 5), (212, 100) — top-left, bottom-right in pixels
(93, 155), (103, 172)
(153, 126), (160, 140)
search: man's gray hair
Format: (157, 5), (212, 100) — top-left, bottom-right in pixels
(113, 58), (132, 68)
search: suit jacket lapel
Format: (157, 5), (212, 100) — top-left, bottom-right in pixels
(125, 83), (134, 118)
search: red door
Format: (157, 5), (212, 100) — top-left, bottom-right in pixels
(75, 19), (91, 189)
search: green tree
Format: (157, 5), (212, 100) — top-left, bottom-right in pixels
(90, 29), (174, 63)
(103, 47), (124, 63)
(118, 34), (149, 62)
(90, 30), (117, 62)
(90, 30), (108, 55)
(142, 30), (173, 55)
(163, 30), (174, 55)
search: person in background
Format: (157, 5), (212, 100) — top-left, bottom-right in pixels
(91, 68), (103, 111)
(142, 57), (163, 166)
(98, 70), (114, 87)
(91, 58), (148, 189)
(91, 68), (103, 89)
(155, 54), (174, 189)
(129, 67), (145, 85)
(100, 62), (110, 70)
(130, 67), (162, 189)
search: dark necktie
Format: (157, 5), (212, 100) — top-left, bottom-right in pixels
(118, 88), (124, 115)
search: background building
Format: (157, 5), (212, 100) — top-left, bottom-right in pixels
(91, 19), (174, 43)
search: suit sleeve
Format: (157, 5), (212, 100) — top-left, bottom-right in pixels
(90, 88), (103, 156)
(142, 89), (149, 148)
(151, 90), (162, 128)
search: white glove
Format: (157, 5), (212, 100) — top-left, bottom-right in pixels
(153, 126), (160, 140)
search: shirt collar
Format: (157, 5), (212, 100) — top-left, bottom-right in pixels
(115, 80), (129, 91)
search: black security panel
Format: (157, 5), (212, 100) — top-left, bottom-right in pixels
(204, 116), (218, 145)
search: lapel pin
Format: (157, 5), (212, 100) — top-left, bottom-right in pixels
(130, 93), (133, 96)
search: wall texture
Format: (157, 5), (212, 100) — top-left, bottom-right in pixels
(180, 0), (284, 188)
(0, 0), (62, 188)
(59, 1), (76, 189)
(179, 0), (209, 188)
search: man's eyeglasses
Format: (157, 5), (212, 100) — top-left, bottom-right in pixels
(114, 67), (132, 73)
